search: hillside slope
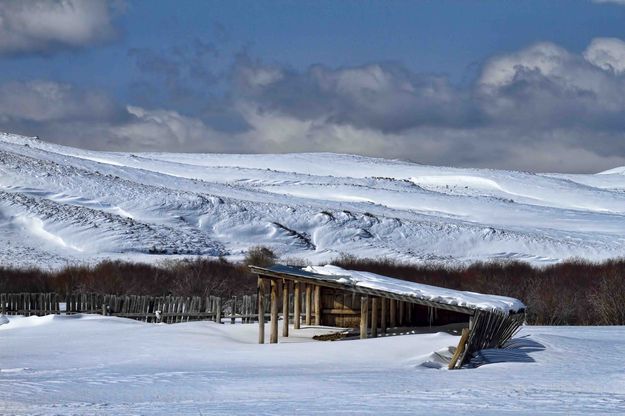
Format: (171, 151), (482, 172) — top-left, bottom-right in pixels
(1, 132), (624, 268)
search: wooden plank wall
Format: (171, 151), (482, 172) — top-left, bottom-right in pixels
(0, 293), (60, 316)
(0, 293), (275, 324)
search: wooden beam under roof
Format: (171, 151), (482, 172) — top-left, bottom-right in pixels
(249, 265), (478, 316)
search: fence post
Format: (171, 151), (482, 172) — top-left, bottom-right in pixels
(216, 297), (222, 324)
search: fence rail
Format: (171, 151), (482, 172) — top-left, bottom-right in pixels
(0, 292), (277, 324)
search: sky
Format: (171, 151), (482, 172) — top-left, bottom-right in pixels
(2, 1), (625, 172)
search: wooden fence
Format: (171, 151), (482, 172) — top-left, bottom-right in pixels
(0, 292), (276, 324)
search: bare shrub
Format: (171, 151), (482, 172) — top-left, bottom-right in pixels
(590, 272), (625, 325)
(243, 246), (277, 268)
(0, 257), (254, 298)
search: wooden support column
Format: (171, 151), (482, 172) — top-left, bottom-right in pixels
(448, 328), (470, 370)
(398, 300), (405, 326)
(282, 280), (290, 337)
(257, 277), (265, 344)
(305, 284), (312, 325)
(360, 296), (369, 339)
(370, 297), (378, 338)
(270, 279), (279, 343)
(293, 281), (301, 329)
(314, 285), (321, 326)
(389, 298), (397, 327)
(380, 297), (387, 334)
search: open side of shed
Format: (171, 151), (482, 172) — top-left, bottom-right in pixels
(250, 264), (526, 368)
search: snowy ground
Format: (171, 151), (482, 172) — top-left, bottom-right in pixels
(1, 315), (624, 415)
(2, 132), (625, 268)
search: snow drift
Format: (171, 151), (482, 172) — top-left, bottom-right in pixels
(1, 131), (625, 268)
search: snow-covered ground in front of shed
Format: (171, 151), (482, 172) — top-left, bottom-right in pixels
(2, 131), (625, 268)
(305, 264), (526, 313)
(0, 315), (624, 415)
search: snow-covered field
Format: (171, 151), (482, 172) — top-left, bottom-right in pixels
(1, 315), (624, 415)
(2, 132), (625, 268)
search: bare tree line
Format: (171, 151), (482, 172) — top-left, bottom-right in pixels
(1, 249), (624, 325)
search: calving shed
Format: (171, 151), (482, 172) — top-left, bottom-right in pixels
(250, 264), (526, 368)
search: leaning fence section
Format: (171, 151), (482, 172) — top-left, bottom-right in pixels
(0, 292), (275, 324)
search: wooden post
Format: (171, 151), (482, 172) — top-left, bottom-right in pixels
(314, 285), (321, 326)
(448, 328), (470, 370)
(258, 278), (265, 344)
(370, 297), (378, 338)
(293, 281), (301, 329)
(270, 279), (279, 344)
(360, 297), (369, 339)
(215, 297), (222, 324)
(282, 280), (289, 337)
(305, 284), (312, 325)
(380, 297), (387, 334)
(398, 300), (404, 326)
(230, 295), (236, 324)
(389, 298), (397, 327)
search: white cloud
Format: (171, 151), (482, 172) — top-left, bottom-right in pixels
(110, 106), (218, 150)
(0, 80), (118, 122)
(479, 42), (573, 88)
(584, 37), (625, 74)
(0, 0), (123, 55)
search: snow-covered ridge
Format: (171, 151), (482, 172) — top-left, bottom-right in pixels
(1, 131), (625, 268)
(305, 265), (526, 313)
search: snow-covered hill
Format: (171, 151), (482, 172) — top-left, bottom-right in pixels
(1, 131), (624, 268)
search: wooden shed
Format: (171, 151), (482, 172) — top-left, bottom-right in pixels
(250, 264), (526, 368)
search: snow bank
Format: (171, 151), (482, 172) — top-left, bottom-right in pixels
(0, 314), (623, 414)
(304, 265), (526, 313)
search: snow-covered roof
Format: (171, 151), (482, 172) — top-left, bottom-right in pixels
(305, 265), (525, 314)
(255, 264), (525, 314)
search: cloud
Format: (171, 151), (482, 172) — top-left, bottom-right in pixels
(0, 0), (123, 55)
(0, 80), (120, 123)
(4, 37), (625, 173)
(0, 80), (240, 152)
(107, 106), (239, 152)
(583, 37), (625, 74)
(127, 37), (229, 114)
(592, 0), (625, 5)
(225, 42), (625, 172)
(477, 41), (625, 132)
(234, 57), (478, 133)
